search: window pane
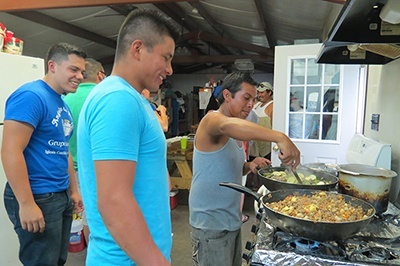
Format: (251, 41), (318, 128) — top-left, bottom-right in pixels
(290, 87), (304, 112)
(291, 59), (305, 85)
(305, 114), (317, 139)
(289, 113), (304, 139)
(323, 114), (338, 140)
(289, 87), (304, 111)
(324, 64), (340, 84)
(306, 86), (321, 112)
(323, 86), (339, 113)
(307, 58), (322, 84)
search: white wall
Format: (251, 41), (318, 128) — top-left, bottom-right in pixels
(169, 73), (274, 95)
(0, 128), (21, 266)
(0, 53), (44, 266)
(364, 60), (400, 201)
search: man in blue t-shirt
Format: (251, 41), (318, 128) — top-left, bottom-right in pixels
(77, 9), (180, 266)
(2, 43), (86, 265)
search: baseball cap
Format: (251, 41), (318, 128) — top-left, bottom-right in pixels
(257, 82), (273, 92)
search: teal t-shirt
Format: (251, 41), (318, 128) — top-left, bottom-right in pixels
(63, 82), (97, 170)
(78, 76), (171, 265)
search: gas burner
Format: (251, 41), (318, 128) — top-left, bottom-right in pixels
(273, 231), (346, 259)
(293, 239), (319, 253)
(346, 236), (400, 263)
(349, 246), (398, 263)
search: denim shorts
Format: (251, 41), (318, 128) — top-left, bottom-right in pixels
(4, 183), (73, 266)
(191, 226), (242, 266)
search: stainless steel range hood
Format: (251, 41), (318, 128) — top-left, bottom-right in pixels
(316, 0), (400, 64)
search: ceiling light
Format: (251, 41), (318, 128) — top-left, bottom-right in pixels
(234, 59), (254, 71)
(192, 8), (198, 14)
(175, 46), (190, 55)
(347, 44), (359, 52)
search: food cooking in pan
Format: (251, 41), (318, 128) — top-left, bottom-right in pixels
(265, 191), (374, 222)
(262, 170), (328, 185)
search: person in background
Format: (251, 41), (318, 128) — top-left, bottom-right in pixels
(141, 88), (172, 191)
(63, 58), (106, 245)
(141, 88), (169, 132)
(246, 81), (274, 190)
(77, 9), (179, 266)
(205, 80), (222, 114)
(1, 42), (85, 266)
(189, 71), (300, 266)
(289, 91), (313, 139)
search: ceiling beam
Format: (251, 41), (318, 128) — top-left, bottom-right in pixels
(254, 63), (274, 73)
(154, 3), (194, 30)
(254, 0), (276, 48)
(0, 0), (195, 12)
(154, 3), (230, 55)
(100, 53), (274, 67)
(173, 63), (220, 74)
(323, 0), (346, 4)
(188, 1), (244, 55)
(7, 10), (117, 48)
(108, 5), (136, 16)
(172, 54), (273, 64)
(188, 2), (226, 37)
(183, 31), (273, 56)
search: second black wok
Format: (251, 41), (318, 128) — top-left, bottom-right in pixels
(220, 182), (375, 242)
(258, 165), (338, 191)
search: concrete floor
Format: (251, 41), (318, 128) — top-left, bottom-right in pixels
(66, 191), (256, 266)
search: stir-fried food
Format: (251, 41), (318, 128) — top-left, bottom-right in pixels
(262, 171), (328, 185)
(265, 191), (374, 222)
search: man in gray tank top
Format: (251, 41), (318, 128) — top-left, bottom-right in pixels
(189, 72), (300, 266)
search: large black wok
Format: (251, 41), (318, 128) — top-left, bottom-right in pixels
(220, 182), (375, 242)
(258, 165), (338, 191)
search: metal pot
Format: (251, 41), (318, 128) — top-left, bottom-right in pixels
(337, 164), (397, 214)
(257, 165), (338, 191)
(219, 182), (375, 241)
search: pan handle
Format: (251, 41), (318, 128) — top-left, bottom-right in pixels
(219, 182), (263, 201)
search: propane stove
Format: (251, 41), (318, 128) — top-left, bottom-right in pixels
(243, 202), (400, 265)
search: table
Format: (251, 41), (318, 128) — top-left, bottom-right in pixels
(167, 138), (193, 190)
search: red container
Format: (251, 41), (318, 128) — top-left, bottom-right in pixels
(68, 220), (86, 252)
(170, 188), (179, 210)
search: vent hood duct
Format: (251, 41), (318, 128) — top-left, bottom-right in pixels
(316, 0), (400, 65)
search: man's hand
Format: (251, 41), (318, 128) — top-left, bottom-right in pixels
(70, 192), (84, 214)
(19, 202), (45, 233)
(250, 157), (271, 173)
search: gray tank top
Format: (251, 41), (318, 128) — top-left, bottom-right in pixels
(189, 137), (245, 231)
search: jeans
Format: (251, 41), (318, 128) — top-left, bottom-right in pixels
(4, 183), (73, 266)
(191, 226), (242, 266)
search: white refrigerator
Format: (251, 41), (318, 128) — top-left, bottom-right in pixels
(0, 52), (44, 265)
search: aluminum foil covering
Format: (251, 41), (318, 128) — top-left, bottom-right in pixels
(251, 249), (373, 266)
(250, 203), (400, 266)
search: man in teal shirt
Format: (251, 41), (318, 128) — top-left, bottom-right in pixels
(63, 58), (106, 244)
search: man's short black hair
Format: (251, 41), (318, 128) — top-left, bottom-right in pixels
(217, 72), (257, 104)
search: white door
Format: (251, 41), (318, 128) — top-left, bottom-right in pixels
(271, 43), (365, 166)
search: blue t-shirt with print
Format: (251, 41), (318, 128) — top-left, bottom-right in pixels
(4, 80), (73, 194)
